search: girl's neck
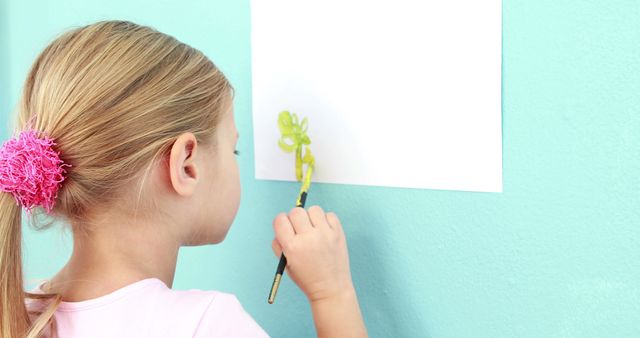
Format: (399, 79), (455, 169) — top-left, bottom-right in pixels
(42, 217), (181, 301)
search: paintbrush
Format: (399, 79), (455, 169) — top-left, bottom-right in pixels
(268, 110), (315, 304)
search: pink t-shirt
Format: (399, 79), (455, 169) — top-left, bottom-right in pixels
(25, 278), (270, 337)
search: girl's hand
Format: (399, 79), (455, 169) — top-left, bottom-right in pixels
(271, 206), (354, 302)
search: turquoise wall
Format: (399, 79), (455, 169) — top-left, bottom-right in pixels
(0, 0), (8, 135)
(2, 1), (639, 337)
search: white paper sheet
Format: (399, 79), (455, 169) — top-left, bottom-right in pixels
(251, 0), (502, 192)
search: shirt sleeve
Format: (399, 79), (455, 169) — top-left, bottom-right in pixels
(193, 292), (270, 338)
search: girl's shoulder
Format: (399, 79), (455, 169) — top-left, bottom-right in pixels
(161, 281), (269, 337)
(25, 278), (269, 337)
(191, 289), (270, 338)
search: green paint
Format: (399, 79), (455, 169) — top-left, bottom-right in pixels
(277, 110), (314, 192)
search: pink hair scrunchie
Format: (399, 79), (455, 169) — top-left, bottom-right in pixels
(0, 129), (71, 215)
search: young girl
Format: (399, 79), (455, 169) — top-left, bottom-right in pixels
(0, 20), (367, 337)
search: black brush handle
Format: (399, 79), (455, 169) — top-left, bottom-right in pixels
(268, 191), (308, 304)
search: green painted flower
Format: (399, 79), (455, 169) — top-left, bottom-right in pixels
(278, 110), (315, 182)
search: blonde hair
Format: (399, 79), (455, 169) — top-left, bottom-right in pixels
(0, 20), (232, 337)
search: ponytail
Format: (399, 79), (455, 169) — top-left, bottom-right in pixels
(0, 191), (29, 337)
(0, 191), (63, 337)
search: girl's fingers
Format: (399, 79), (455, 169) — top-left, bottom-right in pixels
(326, 212), (344, 236)
(273, 212), (295, 247)
(271, 238), (283, 257)
(308, 205), (331, 230)
(288, 207), (314, 234)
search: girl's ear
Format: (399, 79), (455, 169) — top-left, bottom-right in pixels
(168, 132), (199, 197)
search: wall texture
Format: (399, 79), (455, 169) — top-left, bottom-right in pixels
(0, 0), (9, 134)
(2, 1), (639, 337)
